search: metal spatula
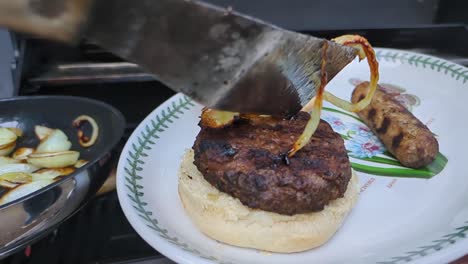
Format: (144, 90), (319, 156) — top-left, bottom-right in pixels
(0, 0), (357, 116)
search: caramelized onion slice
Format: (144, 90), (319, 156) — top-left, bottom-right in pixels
(0, 180), (54, 205)
(0, 163), (39, 174)
(288, 42), (329, 157)
(32, 167), (75, 181)
(35, 125), (53, 140)
(0, 157), (20, 165)
(7, 128), (23, 137)
(73, 115), (99, 147)
(27, 151), (79, 168)
(0, 181), (18, 189)
(200, 109), (239, 129)
(0, 128), (17, 149)
(0, 142), (16, 157)
(323, 35), (379, 112)
(12, 147), (34, 161)
(0, 172), (32, 184)
(36, 129), (72, 153)
(74, 159), (88, 168)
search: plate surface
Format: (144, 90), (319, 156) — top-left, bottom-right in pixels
(116, 48), (468, 264)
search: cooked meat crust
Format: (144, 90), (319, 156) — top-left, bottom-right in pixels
(192, 112), (352, 216)
(352, 82), (439, 168)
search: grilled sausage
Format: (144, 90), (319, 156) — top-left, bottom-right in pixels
(351, 82), (438, 168)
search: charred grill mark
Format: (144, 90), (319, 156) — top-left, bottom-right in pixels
(223, 146), (237, 157)
(376, 117), (391, 134)
(254, 175), (268, 191)
(198, 140), (237, 157)
(368, 108), (377, 122)
(247, 149), (284, 169)
(350, 82), (439, 169)
(392, 132), (404, 149)
(281, 153), (291, 166)
(198, 139), (223, 153)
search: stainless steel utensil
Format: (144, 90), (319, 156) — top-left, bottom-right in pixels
(0, 0), (357, 116)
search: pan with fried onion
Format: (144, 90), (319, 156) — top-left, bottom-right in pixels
(0, 95), (125, 258)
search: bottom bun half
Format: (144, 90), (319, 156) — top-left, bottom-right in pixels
(178, 149), (359, 253)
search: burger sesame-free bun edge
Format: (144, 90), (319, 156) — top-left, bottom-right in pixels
(178, 149), (359, 253)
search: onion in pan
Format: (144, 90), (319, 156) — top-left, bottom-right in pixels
(7, 128), (23, 137)
(73, 115), (99, 147)
(0, 157), (20, 165)
(0, 172), (32, 188)
(27, 151), (80, 168)
(0, 163), (39, 174)
(0, 117), (97, 205)
(35, 125), (53, 140)
(0, 180), (54, 205)
(36, 129), (72, 153)
(32, 167), (75, 181)
(12, 147), (34, 161)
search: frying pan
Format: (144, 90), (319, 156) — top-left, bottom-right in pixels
(0, 95), (125, 258)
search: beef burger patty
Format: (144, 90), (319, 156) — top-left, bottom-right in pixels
(192, 112), (352, 216)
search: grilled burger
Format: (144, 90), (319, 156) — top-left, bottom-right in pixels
(178, 111), (359, 253)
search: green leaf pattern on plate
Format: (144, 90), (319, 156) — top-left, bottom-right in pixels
(124, 96), (233, 264)
(376, 50), (468, 83)
(377, 222), (468, 264)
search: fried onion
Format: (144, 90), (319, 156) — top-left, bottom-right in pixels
(35, 125), (53, 140)
(200, 109), (239, 129)
(289, 35), (378, 156)
(323, 35), (379, 112)
(73, 115), (99, 147)
(28, 151), (80, 168)
(12, 147), (34, 161)
(288, 42), (328, 157)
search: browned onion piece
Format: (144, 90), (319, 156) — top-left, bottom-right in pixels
(0, 128), (17, 150)
(36, 129), (72, 153)
(0, 172), (32, 189)
(33, 167), (75, 181)
(0, 180), (18, 189)
(74, 159), (88, 168)
(12, 147), (34, 161)
(35, 125), (53, 140)
(323, 35), (379, 112)
(288, 42), (329, 157)
(0, 172), (32, 184)
(27, 151), (80, 168)
(200, 108), (239, 129)
(7, 128), (23, 137)
(0, 142), (16, 157)
(73, 115), (99, 147)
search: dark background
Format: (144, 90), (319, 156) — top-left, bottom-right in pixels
(205, 0), (467, 30)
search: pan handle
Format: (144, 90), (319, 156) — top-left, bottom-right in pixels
(0, 0), (93, 42)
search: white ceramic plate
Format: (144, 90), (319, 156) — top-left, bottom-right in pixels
(116, 48), (468, 264)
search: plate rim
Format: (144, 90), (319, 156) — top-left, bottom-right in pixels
(116, 47), (468, 264)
